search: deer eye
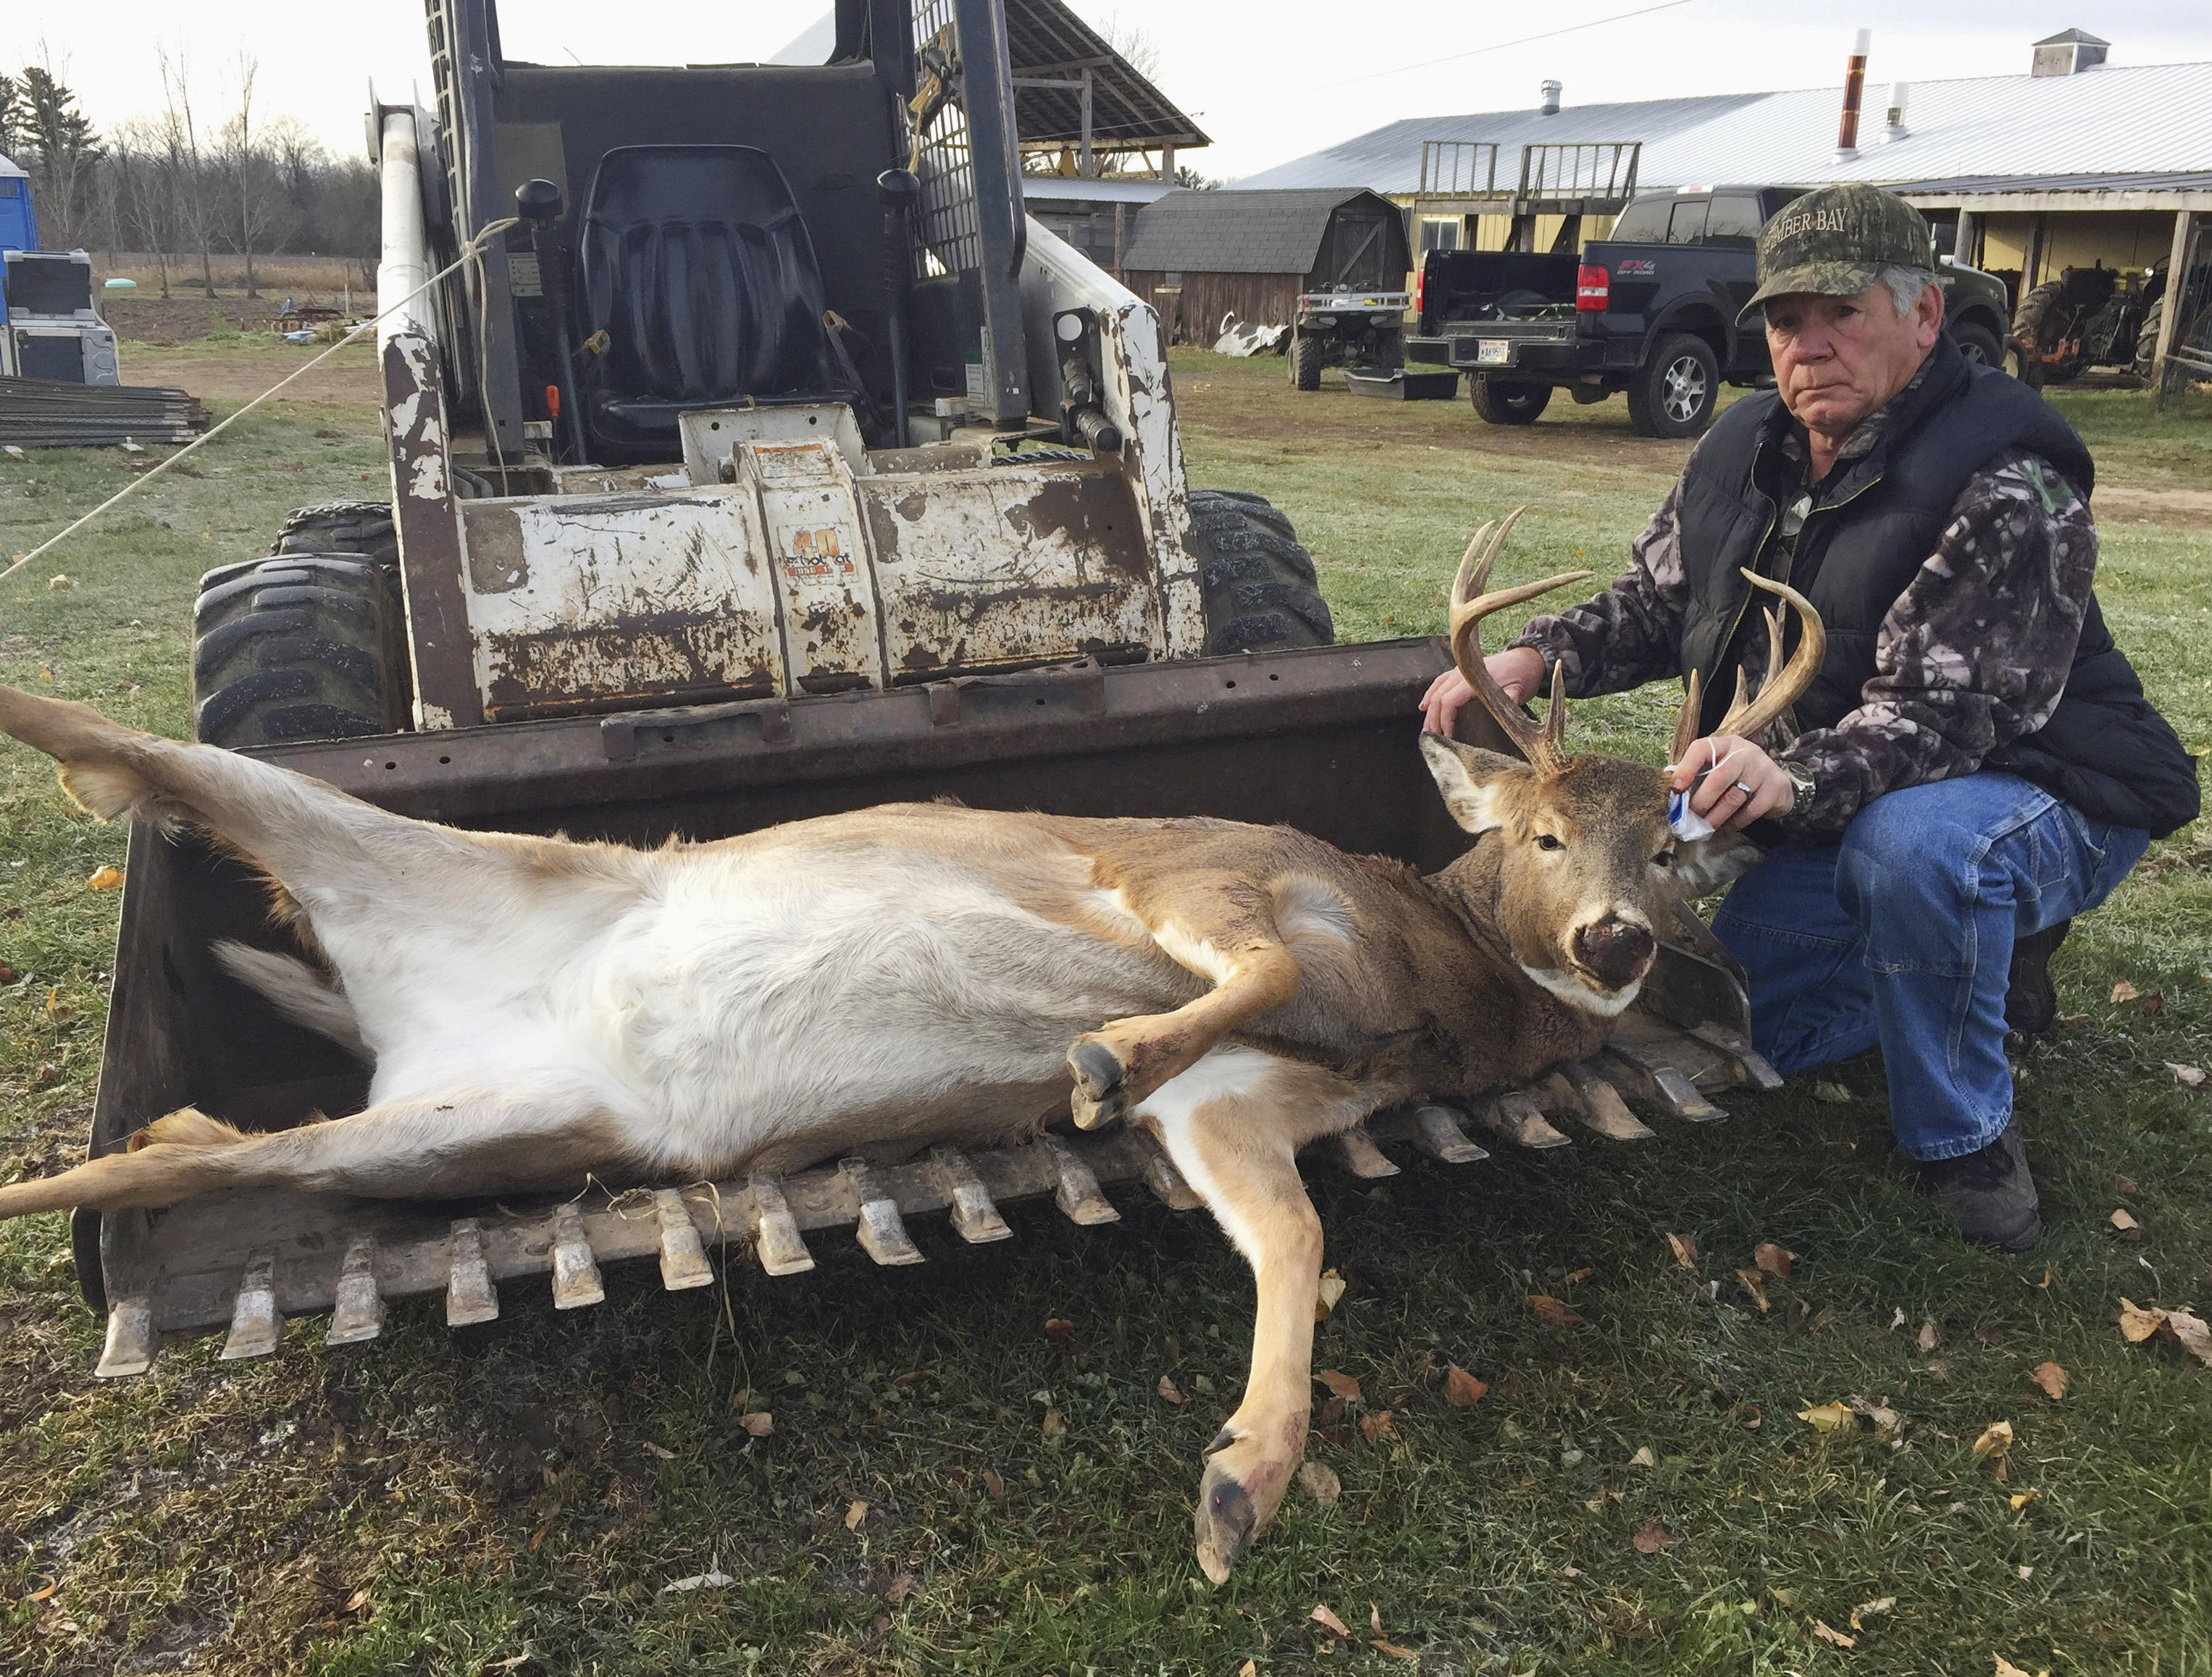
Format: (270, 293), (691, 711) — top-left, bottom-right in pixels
(1652, 847), (1675, 867)
(1534, 833), (1565, 852)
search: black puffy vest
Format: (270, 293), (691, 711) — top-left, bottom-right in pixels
(1674, 334), (2200, 839)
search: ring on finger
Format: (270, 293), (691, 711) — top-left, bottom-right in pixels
(1732, 779), (1753, 796)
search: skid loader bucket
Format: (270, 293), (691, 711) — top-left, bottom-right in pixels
(75, 639), (1776, 1377)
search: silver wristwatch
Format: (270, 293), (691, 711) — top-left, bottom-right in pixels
(1781, 760), (1817, 812)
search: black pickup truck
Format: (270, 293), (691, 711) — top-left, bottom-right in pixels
(1407, 185), (2017, 438)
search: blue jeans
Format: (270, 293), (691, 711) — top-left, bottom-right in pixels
(1712, 773), (2148, 1161)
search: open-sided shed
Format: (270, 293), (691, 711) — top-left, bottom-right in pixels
(1120, 188), (1411, 341)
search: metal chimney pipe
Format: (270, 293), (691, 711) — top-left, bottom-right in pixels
(1883, 80), (1910, 142)
(1539, 80), (1562, 115)
(1836, 28), (1871, 160)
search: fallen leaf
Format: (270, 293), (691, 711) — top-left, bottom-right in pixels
(0, 960), (14, 985)
(43, 988), (78, 1024)
(343, 1588), (369, 1613)
(1811, 1080), (1853, 1103)
(527, 1521), (551, 1553)
(884, 1571), (921, 1605)
(1040, 1406), (1065, 1437)
(2111, 1207), (2142, 1241)
(1850, 1596), (1896, 1630)
(1371, 1605), (1386, 1635)
(2140, 990), (2166, 1015)
(1315, 1369), (1362, 1403)
(1157, 1375), (1185, 1405)
(1995, 1658), (2049, 1677)
(1563, 1266), (1594, 1285)
(2166, 1308), (2212, 1366)
(1754, 1242), (1796, 1278)
(661, 1571), (734, 1594)
(2056, 1012), (2088, 1026)
(1360, 1410), (1399, 1442)
(1310, 1603), (1352, 1638)
(1239, 1664), (1257, 1677)
(1316, 1269), (1346, 1319)
(1813, 1619), (1857, 1649)
(892, 1368), (932, 1387)
(1630, 1518), (1677, 1555)
(2111, 980), (2140, 1003)
(1798, 1400), (1853, 1432)
(2167, 1062), (2207, 1090)
(2119, 1297), (2166, 1342)
(1043, 1318), (1074, 1339)
(27, 1578), (57, 1602)
(85, 866), (124, 890)
(47, 576), (74, 591)
(1628, 1445), (1656, 1468)
(980, 1468), (1005, 1500)
(1446, 1365), (1488, 1408)
(2034, 1267), (2053, 1290)
(845, 1498), (869, 1532)
(1735, 1268), (1770, 1311)
(2017, 1565), (2035, 1581)
(2010, 1489), (2039, 1511)
(738, 1411), (774, 1437)
(1785, 1298), (1812, 1332)
(1372, 1639), (1419, 1659)
(1917, 1319), (1940, 1353)
(1977, 1325), (2006, 1348)
(1528, 1294), (1582, 1326)
(1890, 1306), (1908, 1332)
(1299, 1460), (1342, 1505)
(2029, 1362), (2067, 1401)
(1666, 1232), (1699, 1269)
(1972, 1420), (2014, 1477)
(1846, 1395), (1902, 1435)
(641, 1441), (676, 1460)
(2116, 1173), (2139, 1195)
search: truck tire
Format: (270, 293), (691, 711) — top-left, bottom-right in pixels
(1291, 331), (1325, 391)
(2132, 296), (2165, 382)
(192, 555), (410, 747)
(1186, 489), (1333, 655)
(272, 500), (399, 570)
(1468, 376), (1551, 424)
(1951, 320), (2003, 369)
(1627, 335), (1719, 438)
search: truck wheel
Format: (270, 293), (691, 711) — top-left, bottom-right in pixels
(1627, 335), (1719, 438)
(192, 555), (410, 747)
(1291, 331), (1325, 391)
(1951, 321), (2003, 369)
(1187, 489), (1333, 655)
(1468, 377), (1551, 425)
(2132, 296), (2165, 382)
(272, 500), (399, 569)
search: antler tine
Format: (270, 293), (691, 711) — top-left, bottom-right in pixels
(1670, 667), (1704, 766)
(1444, 506), (1593, 775)
(1714, 570), (1826, 741)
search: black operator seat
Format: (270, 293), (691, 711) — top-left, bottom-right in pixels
(578, 144), (871, 462)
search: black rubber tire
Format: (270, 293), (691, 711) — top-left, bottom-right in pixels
(1626, 333), (1719, 438)
(1186, 489), (1333, 655)
(192, 555), (409, 747)
(1290, 331), (1325, 392)
(2132, 295), (2165, 382)
(272, 500), (399, 570)
(1951, 320), (2004, 369)
(1468, 376), (1552, 425)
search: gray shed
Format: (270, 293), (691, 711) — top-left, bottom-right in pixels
(1120, 188), (1411, 340)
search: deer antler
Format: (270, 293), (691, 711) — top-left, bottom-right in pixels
(1668, 569), (1827, 761)
(1448, 508), (1593, 777)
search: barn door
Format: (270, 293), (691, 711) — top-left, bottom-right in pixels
(1322, 211), (1391, 289)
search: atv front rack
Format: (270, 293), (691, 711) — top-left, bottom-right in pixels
(89, 993), (1776, 1379)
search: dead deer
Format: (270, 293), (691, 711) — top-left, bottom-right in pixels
(0, 511), (1822, 1582)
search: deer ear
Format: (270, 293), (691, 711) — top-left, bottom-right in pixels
(1420, 733), (1530, 835)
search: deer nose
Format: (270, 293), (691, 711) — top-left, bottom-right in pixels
(1572, 915), (1656, 991)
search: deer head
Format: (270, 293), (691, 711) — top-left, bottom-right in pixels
(1420, 510), (1825, 1017)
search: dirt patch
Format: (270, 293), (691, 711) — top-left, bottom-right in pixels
(2092, 482), (2212, 528)
(116, 345), (383, 412)
(104, 296), (288, 345)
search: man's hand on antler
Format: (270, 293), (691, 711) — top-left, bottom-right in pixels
(1420, 646), (1545, 735)
(1672, 734), (1798, 831)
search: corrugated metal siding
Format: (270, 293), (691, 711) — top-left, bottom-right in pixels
(1239, 60), (2212, 198)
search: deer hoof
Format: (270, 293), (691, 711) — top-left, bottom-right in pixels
(1067, 1038), (1128, 1130)
(1194, 1461), (1258, 1585)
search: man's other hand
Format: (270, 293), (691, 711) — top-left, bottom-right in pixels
(1671, 734), (1798, 831)
(1420, 646), (1546, 735)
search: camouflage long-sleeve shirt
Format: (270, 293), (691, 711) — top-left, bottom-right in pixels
(1507, 366), (2099, 837)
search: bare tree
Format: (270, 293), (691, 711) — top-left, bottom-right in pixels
(109, 118), (177, 296)
(159, 47), (217, 299)
(217, 51), (283, 298)
(1092, 11), (1162, 82)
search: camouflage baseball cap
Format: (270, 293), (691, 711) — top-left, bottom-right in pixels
(1738, 184), (1935, 326)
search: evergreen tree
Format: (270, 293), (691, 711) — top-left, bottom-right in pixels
(20, 65), (104, 247)
(0, 74), (22, 159)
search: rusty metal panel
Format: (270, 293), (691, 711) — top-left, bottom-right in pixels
(382, 331), (482, 729)
(458, 492), (787, 719)
(739, 439), (886, 694)
(862, 463), (1163, 681)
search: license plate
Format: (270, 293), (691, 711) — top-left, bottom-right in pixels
(1477, 339), (1510, 366)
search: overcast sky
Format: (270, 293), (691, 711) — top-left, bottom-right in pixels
(16, 1), (2212, 182)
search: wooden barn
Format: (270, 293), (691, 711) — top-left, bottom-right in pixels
(1119, 189), (1412, 342)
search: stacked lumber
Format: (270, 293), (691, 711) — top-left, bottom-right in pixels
(0, 379), (211, 450)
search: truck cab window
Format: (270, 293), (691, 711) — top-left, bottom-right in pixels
(1608, 198), (1670, 243)
(1706, 195), (1762, 247)
(1667, 198), (1710, 245)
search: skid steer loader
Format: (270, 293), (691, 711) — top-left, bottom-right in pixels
(73, 0), (1779, 1378)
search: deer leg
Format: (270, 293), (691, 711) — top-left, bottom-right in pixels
(1132, 1045), (1370, 1584)
(0, 1087), (636, 1222)
(1068, 891), (1302, 1130)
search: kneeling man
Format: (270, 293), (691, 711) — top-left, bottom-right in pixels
(1423, 185), (2200, 1249)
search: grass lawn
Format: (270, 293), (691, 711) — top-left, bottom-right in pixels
(0, 343), (2208, 1676)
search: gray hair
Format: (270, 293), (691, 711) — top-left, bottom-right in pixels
(1879, 264), (1939, 316)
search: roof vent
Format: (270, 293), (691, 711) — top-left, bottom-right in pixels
(2032, 28), (2108, 76)
(1882, 81), (1910, 143)
(1538, 80), (1562, 116)
(1835, 28), (1870, 161)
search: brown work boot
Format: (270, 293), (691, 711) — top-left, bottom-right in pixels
(2003, 918), (2071, 1035)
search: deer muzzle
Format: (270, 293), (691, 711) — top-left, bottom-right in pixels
(1571, 914), (1657, 993)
